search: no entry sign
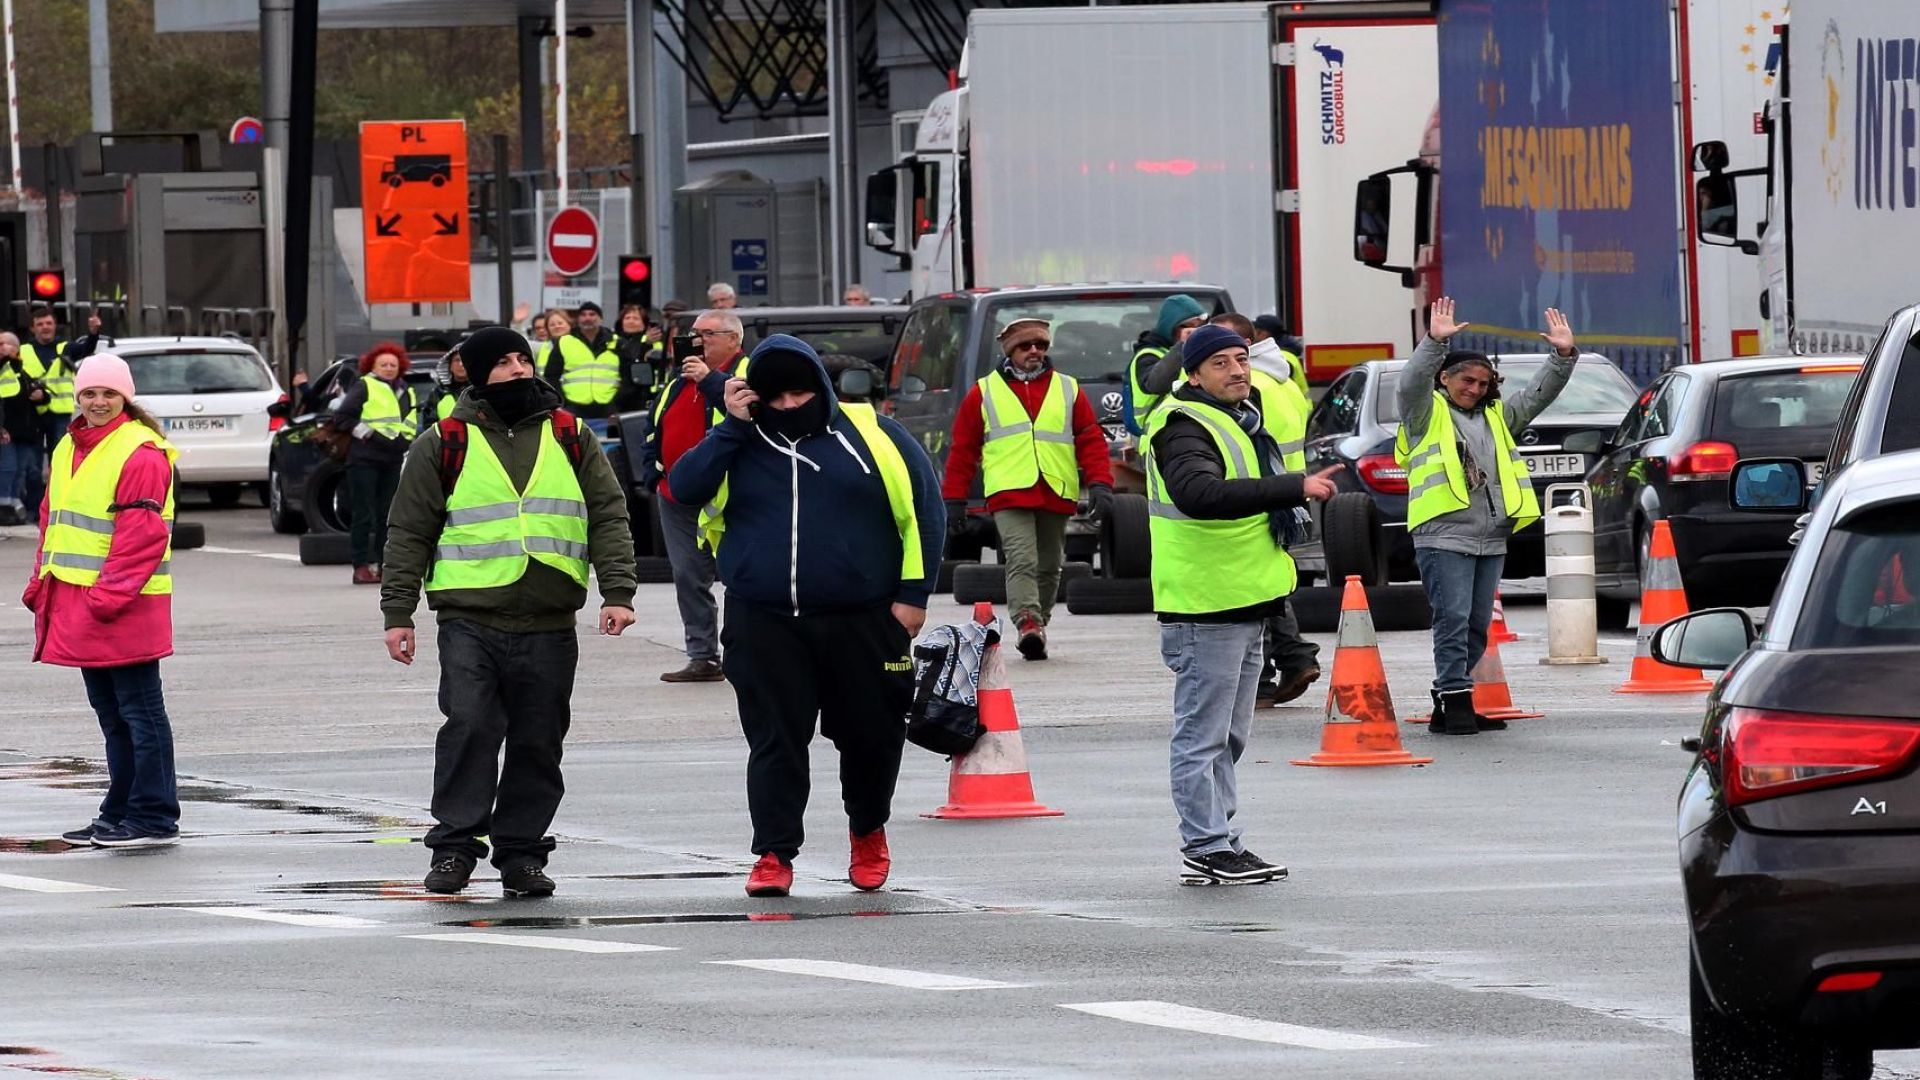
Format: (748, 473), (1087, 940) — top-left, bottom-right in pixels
(546, 206), (601, 277)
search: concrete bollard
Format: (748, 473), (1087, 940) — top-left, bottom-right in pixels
(1540, 484), (1608, 666)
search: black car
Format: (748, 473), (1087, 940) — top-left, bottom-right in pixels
(1658, 448), (1920, 1079)
(266, 356), (438, 534)
(1576, 355), (1861, 622)
(1293, 353), (1638, 585)
(1818, 302), (1920, 492)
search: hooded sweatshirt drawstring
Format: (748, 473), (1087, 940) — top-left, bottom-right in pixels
(755, 425), (823, 472)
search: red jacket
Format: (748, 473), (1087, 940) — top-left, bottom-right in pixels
(23, 414), (175, 668)
(656, 350), (742, 504)
(941, 369), (1114, 515)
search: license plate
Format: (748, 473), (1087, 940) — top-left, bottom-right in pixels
(1807, 461), (1826, 484)
(1523, 453), (1586, 478)
(163, 416), (235, 433)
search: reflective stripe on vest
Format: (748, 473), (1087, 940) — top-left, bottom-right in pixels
(40, 422), (177, 595)
(20, 343), (71, 415)
(1128, 345), (1166, 431)
(361, 378), (417, 441)
(1143, 400), (1295, 615)
(424, 420), (590, 592)
(979, 370), (1080, 500)
(555, 334), (619, 406)
(698, 402), (923, 581)
(1250, 369), (1308, 473)
(1394, 392), (1541, 533)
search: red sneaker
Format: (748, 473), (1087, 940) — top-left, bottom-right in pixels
(849, 828), (890, 891)
(745, 853), (792, 898)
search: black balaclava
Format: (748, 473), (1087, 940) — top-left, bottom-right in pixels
(461, 326), (546, 424)
(747, 346), (829, 441)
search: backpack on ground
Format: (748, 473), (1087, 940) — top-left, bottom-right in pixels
(906, 617), (1000, 756)
(435, 408), (583, 496)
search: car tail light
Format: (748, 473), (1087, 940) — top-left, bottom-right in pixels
(1670, 440), (1739, 482)
(1723, 707), (1920, 806)
(1356, 454), (1408, 494)
(1817, 971), (1883, 993)
(269, 393), (288, 432)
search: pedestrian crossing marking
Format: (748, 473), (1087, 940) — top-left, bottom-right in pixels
(1059, 1001), (1423, 1050)
(707, 958), (1028, 990)
(176, 906), (382, 929)
(0, 872), (119, 894)
(406, 932), (676, 954)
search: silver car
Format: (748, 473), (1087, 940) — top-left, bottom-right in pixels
(111, 337), (284, 505)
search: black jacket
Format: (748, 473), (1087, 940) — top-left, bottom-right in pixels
(329, 375), (415, 468)
(1147, 384), (1307, 623)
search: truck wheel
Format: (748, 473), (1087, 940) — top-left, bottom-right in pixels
(169, 521), (206, 551)
(268, 465), (307, 534)
(1688, 954), (1843, 1080)
(1323, 492), (1388, 586)
(634, 556), (674, 584)
(1100, 493), (1152, 579)
(951, 563), (1007, 606)
(298, 531), (354, 566)
(1064, 576), (1154, 615)
(1290, 583), (1431, 634)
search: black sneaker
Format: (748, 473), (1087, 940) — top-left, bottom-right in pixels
(1233, 850), (1288, 881)
(424, 854), (475, 894)
(60, 824), (102, 845)
(501, 864), (556, 898)
(92, 824), (179, 848)
(1179, 850), (1272, 886)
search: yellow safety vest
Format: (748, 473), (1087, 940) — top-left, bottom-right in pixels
(1279, 348), (1309, 399)
(979, 370), (1080, 501)
(1395, 392), (1540, 532)
(424, 420), (590, 592)
(0, 360), (22, 399)
(434, 392), (458, 421)
(647, 356), (753, 434)
(361, 377), (417, 441)
(554, 334), (619, 406)
(1250, 369), (1308, 473)
(698, 402), (923, 581)
(1127, 345), (1167, 432)
(40, 422), (177, 596)
(19, 343), (71, 416)
(1143, 399), (1296, 615)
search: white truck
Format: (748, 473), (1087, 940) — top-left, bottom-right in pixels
(863, 1), (1441, 382)
(1689, 0), (1920, 356)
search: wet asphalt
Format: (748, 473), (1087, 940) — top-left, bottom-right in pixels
(4, 502), (1917, 1079)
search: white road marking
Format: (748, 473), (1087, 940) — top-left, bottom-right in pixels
(406, 932), (676, 954)
(0, 872), (119, 894)
(255, 552), (302, 562)
(177, 906), (381, 929)
(707, 958), (1028, 991)
(198, 545), (262, 555)
(1058, 1001), (1422, 1050)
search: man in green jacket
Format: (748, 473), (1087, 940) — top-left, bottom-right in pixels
(380, 326), (639, 898)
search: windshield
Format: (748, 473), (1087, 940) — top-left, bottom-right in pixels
(1711, 369), (1856, 434)
(1792, 502), (1920, 649)
(742, 323), (897, 366)
(986, 295), (1222, 384)
(125, 351), (271, 394)
(1374, 359), (1640, 423)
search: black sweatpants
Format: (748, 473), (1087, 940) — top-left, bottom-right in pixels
(425, 619), (577, 869)
(722, 595), (914, 861)
(1261, 598), (1321, 685)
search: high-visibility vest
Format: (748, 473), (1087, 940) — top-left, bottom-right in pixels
(978, 370), (1080, 501)
(19, 342), (72, 416)
(1279, 348), (1309, 399)
(1250, 369), (1308, 473)
(1143, 399), (1295, 615)
(0, 361), (23, 399)
(1126, 345), (1167, 433)
(40, 422), (177, 596)
(433, 391), (458, 421)
(1394, 392), (1540, 532)
(424, 419), (590, 593)
(697, 402), (922, 581)
(554, 334), (620, 406)
(361, 377), (417, 441)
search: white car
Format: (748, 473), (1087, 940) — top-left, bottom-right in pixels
(111, 337), (284, 504)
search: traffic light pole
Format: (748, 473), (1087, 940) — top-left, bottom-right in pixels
(494, 134), (515, 326)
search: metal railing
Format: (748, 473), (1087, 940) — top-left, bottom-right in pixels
(8, 300), (276, 355)
(467, 165), (636, 262)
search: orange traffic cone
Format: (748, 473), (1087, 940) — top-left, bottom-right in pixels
(1615, 520), (1715, 694)
(1293, 577), (1432, 768)
(1406, 633), (1543, 724)
(1489, 591), (1519, 644)
(925, 603), (1065, 819)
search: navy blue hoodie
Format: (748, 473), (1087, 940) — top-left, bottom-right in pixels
(668, 334), (944, 614)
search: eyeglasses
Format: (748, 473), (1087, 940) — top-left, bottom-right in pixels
(689, 328), (738, 339)
(1012, 341), (1049, 353)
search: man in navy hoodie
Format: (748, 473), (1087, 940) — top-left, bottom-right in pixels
(670, 334), (944, 898)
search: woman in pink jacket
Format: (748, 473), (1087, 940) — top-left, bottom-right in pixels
(23, 355), (180, 848)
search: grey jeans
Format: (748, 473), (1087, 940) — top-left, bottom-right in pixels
(1413, 546), (1504, 692)
(1161, 619), (1264, 856)
(657, 495), (720, 662)
(993, 508), (1069, 623)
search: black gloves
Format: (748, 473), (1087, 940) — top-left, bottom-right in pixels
(1084, 483), (1114, 529)
(943, 499), (970, 536)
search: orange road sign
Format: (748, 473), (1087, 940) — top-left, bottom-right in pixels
(360, 120), (470, 304)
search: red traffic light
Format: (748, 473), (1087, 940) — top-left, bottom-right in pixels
(30, 270), (63, 299)
(622, 258), (651, 283)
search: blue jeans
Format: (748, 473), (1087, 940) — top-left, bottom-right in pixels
(3, 439), (43, 509)
(1161, 620), (1264, 856)
(0, 440), (19, 508)
(81, 661), (180, 835)
(1413, 547), (1505, 692)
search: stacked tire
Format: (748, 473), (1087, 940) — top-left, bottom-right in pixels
(951, 562), (1092, 606)
(1069, 492), (1154, 614)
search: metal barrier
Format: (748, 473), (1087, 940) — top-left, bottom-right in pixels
(1540, 482), (1607, 666)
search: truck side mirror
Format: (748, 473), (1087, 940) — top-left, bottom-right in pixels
(1352, 160), (1434, 287)
(1690, 140), (1762, 255)
(864, 169), (898, 251)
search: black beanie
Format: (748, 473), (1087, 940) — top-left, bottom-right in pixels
(1181, 324), (1248, 373)
(745, 346), (818, 399)
(460, 326), (533, 385)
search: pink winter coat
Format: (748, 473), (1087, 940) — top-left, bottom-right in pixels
(22, 414), (175, 668)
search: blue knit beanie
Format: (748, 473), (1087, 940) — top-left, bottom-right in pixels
(1181, 324), (1248, 373)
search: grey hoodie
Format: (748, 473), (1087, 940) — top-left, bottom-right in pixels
(1395, 336), (1575, 555)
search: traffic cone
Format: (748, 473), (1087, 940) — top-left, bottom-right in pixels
(1615, 520), (1715, 694)
(1292, 577), (1433, 768)
(925, 603), (1065, 819)
(1489, 591), (1520, 643)
(1405, 633), (1543, 724)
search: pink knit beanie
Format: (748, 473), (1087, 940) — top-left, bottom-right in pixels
(74, 354), (137, 401)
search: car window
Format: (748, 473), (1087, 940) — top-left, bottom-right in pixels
(1711, 368), (1857, 436)
(125, 351), (270, 394)
(1886, 333), (1920, 455)
(985, 294), (1225, 384)
(1640, 375), (1686, 440)
(1791, 501), (1920, 649)
(1373, 360), (1638, 424)
(890, 302), (966, 395)
(742, 320), (899, 367)
(1311, 370), (1367, 437)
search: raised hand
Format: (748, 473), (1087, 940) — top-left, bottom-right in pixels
(1429, 296), (1468, 341)
(1540, 308), (1577, 356)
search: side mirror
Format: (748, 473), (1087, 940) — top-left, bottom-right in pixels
(1561, 430), (1606, 455)
(1691, 139), (1731, 172)
(267, 400), (291, 420)
(1351, 160), (1434, 288)
(895, 373), (927, 404)
(1729, 458), (1809, 512)
(836, 367), (875, 399)
(1690, 140), (1762, 255)
(1650, 607), (1755, 671)
(864, 165), (910, 263)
